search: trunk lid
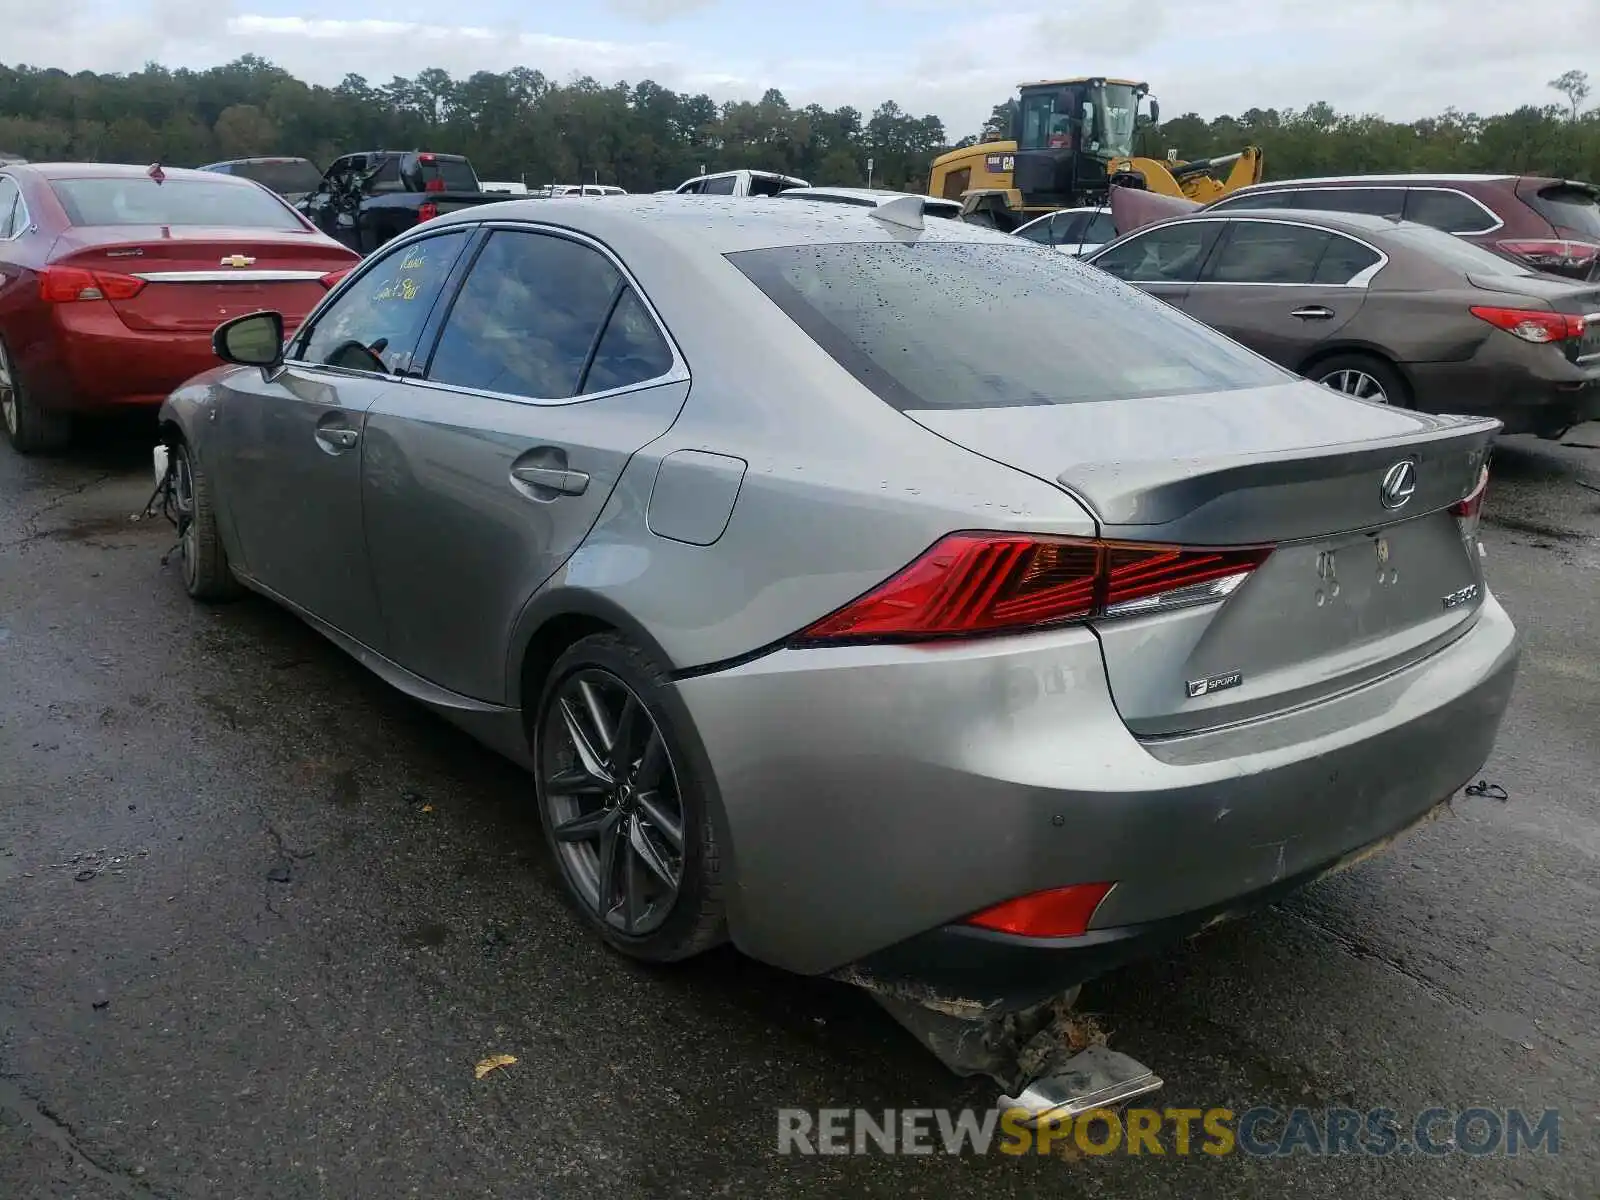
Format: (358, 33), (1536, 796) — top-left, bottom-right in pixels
(1467, 274), (1600, 362)
(907, 381), (1498, 736)
(52, 226), (356, 333)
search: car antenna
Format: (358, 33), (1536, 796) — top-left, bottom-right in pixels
(870, 194), (925, 232)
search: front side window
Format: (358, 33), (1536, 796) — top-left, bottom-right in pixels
(426, 229), (627, 399)
(1403, 189), (1497, 234)
(294, 229), (472, 374)
(1204, 221), (1332, 284)
(702, 175), (738, 195)
(730, 240), (1285, 411)
(1092, 221), (1222, 283)
(49, 177), (303, 230)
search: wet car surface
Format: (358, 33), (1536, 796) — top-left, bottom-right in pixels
(2, 419), (1598, 1198)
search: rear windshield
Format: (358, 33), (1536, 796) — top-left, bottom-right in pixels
(50, 177), (304, 229)
(729, 240), (1287, 410)
(1529, 184), (1600, 238)
(418, 157), (480, 192)
(227, 160), (323, 196)
(1386, 221), (1534, 276)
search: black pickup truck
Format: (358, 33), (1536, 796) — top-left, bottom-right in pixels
(296, 151), (509, 253)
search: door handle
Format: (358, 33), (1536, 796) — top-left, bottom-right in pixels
(1290, 305), (1335, 319)
(512, 465), (589, 496)
(316, 427), (359, 450)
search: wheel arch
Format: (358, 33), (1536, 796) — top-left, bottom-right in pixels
(1296, 342), (1415, 401)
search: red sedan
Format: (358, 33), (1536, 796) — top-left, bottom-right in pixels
(0, 161), (359, 453)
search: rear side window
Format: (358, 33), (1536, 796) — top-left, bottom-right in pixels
(730, 240), (1286, 410)
(1313, 234), (1383, 284)
(1092, 221), (1223, 283)
(702, 176), (738, 195)
(1290, 188), (1405, 219)
(426, 229), (628, 399)
(1205, 221), (1332, 284)
(49, 177), (303, 229)
(582, 289), (675, 394)
(1403, 189), (1497, 234)
(1527, 184), (1600, 238)
(0, 176), (21, 239)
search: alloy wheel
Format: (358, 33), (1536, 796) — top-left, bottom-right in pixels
(171, 450), (199, 591)
(0, 340), (16, 437)
(1319, 368), (1388, 404)
(539, 669), (686, 937)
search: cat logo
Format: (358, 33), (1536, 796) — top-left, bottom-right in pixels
(220, 254), (256, 268)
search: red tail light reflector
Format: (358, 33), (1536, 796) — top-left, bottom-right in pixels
(319, 268), (353, 289)
(39, 266), (147, 303)
(794, 532), (1271, 644)
(1469, 305), (1583, 344)
(1450, 465), (1490, 540)
(1495, 238), (1599, 274)
(417, 201), (440, 222)
(963, 882), (1115, 938)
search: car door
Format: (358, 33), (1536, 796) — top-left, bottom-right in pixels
(360, 225), (691, 702)
(1087, 218), (1225, 308)
(211, 226), (476, 645)
(1182, 218), (1375, 367)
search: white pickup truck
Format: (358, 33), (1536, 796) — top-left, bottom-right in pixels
(665, 169), (810, 197)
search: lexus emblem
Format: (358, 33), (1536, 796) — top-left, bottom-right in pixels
(1379, 460), (1417, 511)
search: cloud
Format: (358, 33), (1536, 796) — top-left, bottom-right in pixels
(2, 0), (1594, 141)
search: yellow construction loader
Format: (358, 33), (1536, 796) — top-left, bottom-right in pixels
(929, 77), (1263, 231)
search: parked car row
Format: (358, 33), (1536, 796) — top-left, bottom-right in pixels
(151, 194), (1516, 1101)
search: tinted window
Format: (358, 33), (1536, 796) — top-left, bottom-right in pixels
(1209, 191), (1293, 211)
(0, 177), (19, 239)
(1083, 211), (1118, 243)
(414, 157), (478, 192)
(1014, 217), (1053, 244)
(702, 175), (738, 195)
(749, 176), (791, 197)
(1403, 189), (1496, 234)
(229, 159), (324, 197)
(730, 241), (1285, 410)
(582, 289), (674, 394)
(675, 180), (703, 194)
(1313, 234), (1383, 284)
(925, 200), (962, 220)
(1092, 221), (1222, 282)
(1289, 188), (1405, 219)
(366, 157), (403, 193)
(427, 230), (622, 399)
(49, 177), (303, 229)
(1528, 184), (1600, 238)
(1051, 212), (1088, 245)
(295, 230), (471, 373)
(1205, 221), (1332, 284)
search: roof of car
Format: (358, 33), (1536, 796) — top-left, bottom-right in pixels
(1157, 207), (1405, 235)
(427, 193), (1015, 255)
(12, 162), (260, 183)
(1234, 174), (1516, 188)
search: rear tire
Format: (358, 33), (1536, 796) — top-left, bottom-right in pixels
(1307, 352), (1411, 408)
(0, 335), (71, 454)
(172, 440), (244, 602)
(533, 633), (726, 963)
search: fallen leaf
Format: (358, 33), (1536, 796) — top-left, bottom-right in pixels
(474, 1054), (517, 1080)
(422, 804), (434, 813)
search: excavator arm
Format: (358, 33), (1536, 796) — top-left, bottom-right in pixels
(1106, 146), (1264, 203)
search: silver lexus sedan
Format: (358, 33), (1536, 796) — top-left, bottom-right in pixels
(157, 195), (1519, 1030)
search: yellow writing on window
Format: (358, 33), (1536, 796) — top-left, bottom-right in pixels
(375, 276), (421, 302)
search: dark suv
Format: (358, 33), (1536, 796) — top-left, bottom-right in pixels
(1206, 174), (1600, 281)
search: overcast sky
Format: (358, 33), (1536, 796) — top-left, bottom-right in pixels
(4, 0), (1594, 138)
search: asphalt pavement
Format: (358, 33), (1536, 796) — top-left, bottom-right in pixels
(2, 416), (1597, 1199)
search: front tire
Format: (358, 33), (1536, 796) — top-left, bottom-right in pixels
(172, 440), (243, 602)
(534, 633), (725, 962)
(0, 335), (71, 454)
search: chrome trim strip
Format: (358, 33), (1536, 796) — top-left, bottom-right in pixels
(1214, 184), (1503, 235)
(133, 269), (330, 282)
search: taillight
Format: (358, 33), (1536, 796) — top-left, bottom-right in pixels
(417, 201), (439, 222)
(39, 266), (146, 303)
(793, 532), (1272, 644)
(1450, 465), (1490, 541)
(964, 882), (1115, 938)
(319, 268), (352, 289)
(1495, 238), (1600, 274)
(1468, 305), (1584, 344)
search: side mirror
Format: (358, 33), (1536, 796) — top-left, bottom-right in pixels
(214, 311), (285, 369)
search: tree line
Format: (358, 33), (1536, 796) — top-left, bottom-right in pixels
(1, 57), (1596, 194)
